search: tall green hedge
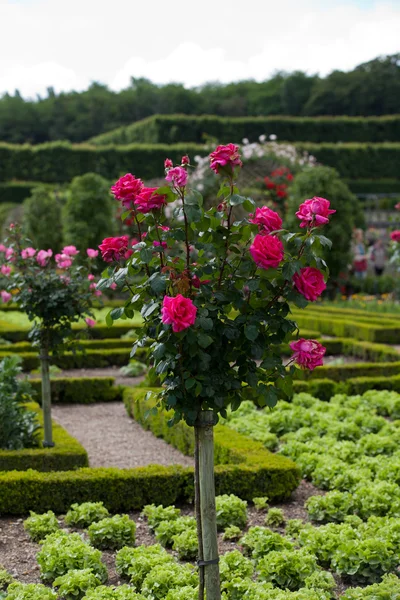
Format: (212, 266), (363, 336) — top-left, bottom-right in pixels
(29, 377), (122, 404)
(88, 114), (400, 145)
(0, 181), (54, 204)
(0, 141), (399, 183)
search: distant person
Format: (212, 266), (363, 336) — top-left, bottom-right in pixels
(369, 238), (386, 277)
(351, 229), (368, 279)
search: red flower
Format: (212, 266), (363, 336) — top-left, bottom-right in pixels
(111, 174), (144, 208)
(390, 230), (400, 242)
(293, 267), (326, 301)
(249, 206), (282, 234)
(290, 338), (326, 371)
(296, 197), (336, 229)
(134, 187), (167, 213)
(99, 236), (130, 262)
(209, 144), (242, 175)
(249, 234), (284, 270)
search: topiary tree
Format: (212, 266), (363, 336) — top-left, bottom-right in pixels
(63, 173), (117, 253)
(22, 186), (63, 252)
(285, 166), (364, 290)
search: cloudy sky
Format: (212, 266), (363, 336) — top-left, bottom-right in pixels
(0, 0), (399, 98)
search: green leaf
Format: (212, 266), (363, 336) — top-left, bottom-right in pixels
(152, 343), (166, 360)
(247, 279), (260, 291)
(105, 311), (113, 328)
(197, 316), (213, 331)
(229, 194), (246, 206)
(198, 333), (213, 348)
(110, 307), (125, 320)
(150, 274), (166, 294)
(244, 325), (259, 341)
(185, 378), (196, 390)
(282, 261), (301, 280)
(317, 235), (332, 249)
(141, 302), (160, 319)
(243, 198), (256, 212)
(130, 293), (141, 304)
(140, 248), (153, 264)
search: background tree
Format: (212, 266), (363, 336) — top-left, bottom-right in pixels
(22, 186), (63, 252)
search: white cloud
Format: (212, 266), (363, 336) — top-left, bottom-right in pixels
(0, 0), (399, 97)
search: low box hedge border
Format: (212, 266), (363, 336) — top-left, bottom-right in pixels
(0, 322), (139, 342)
(0, 388), (300, 514)
(293, 313), (400, 343)
(295, 360), (400, 382)
(29, 377), (123, 404)
(281, 337), (400, 363)
(293, 373), (400, 401)
(0, 402), (88, 472)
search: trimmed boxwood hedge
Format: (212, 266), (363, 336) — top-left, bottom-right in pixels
(295, 360), (400, 382)
(0, 180), (55, 204)
(29, 377), (123, 404)
(89, 114), (400, 145)
(0, 321), (139, 342)
(0, 389), (300, 514)
(0, 402), (88, 472)
(293, 313), (400, 343)
(346, 179), (400, 194)
(293, 374), (400, 400)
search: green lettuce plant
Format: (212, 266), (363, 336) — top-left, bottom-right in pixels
(53, 569), (102, 600)
(65, 502), (110, 528)
(23, 510), (59, 542)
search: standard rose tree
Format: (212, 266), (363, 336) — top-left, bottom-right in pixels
(0, 228), (98, 447)
(98, 146), (335, 600)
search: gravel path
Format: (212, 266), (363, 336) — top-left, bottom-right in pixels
(52, 402), (194, 469)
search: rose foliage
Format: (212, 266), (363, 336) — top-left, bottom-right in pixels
(0, 228), (97, 349)
(98, 144), (334, 425)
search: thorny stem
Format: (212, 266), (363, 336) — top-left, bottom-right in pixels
(218, 180), (234, 288)
(180, 190), (192, 291)
(153, 213), (165, 269)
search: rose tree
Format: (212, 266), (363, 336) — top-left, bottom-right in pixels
(0, 227), (98, 447)
(98, 144), (335, 600)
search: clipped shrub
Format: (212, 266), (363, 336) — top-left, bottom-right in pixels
(65, 502), (110, 528)
(6, 582), (57, 599)
(257, 549), (319, 591)
(63, 173), (116, 253)
(265, 508), (285, 527)
(23, 510), (59, 542)
(88, 514), (136, 550)
(22, 186), (63, 251)
(53, 569), (102, 600)
(172, 529), (198, 560)
(140, 563), (198, 599)
(141, 504), (181, 530)
(215, 494), (248, 530)
(37, 531), (108, 583)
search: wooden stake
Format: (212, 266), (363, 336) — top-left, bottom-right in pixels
(197, 411), (221, 600)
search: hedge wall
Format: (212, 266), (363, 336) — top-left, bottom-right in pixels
(0, 321), (138, 342)
(88, 114), (400, 145)
(0, 181), (54, 204)
(29, 377), (122, 404)
(0, 388), (299, 514)
(0, 141), (399, 184)
(0, 402), (88, 472)
(346, 179), (400, 194)
(292, 313), (400, 343)
(293, 374), (400, 401)
(295, 360), (400, 382)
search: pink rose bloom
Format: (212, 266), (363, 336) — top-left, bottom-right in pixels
(209, 143), (242, 174)
(5, 248), (14, 261)
(111, 173), (144, 208)
(110, 282), (117, 290)
(88, 274), (95, 281)
(249, 234), (284, 270)
(85, 317), (96, 328)
(62, 245), (79, 256)
(99, 236), (129, 262)
(0, 291), (12, 303)
(289, 338), (326, 371)
(0, 245), (6, 253)
(36, 249), (53, 267)
(395, 202), (400, 211)
(158, 225), (170, 232)
(164, 158), (173, 168)
(1, 265), (11, 276)
(161, 294), (197, 333)
(181, 155), (190, 165)
(390, 230), (400, 242)
(153, 240), (167, 249)
(296, 197), (336, 229)
(55, 253), (73, 269)
(94, 289), (102, 297)
(293, 267), (326, 301)
(165, 166), (188, 187)
(249, 206), (283, 234)
(134, 187), (167, 213)
(87, 248), (99, 258)
(21, 247), (36, 259)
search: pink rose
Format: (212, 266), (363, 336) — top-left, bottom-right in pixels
(296, 197), (336, 229)
(0, 291), (12, 303)
(1, 265), (11, 276)
(293, 267), (326, 301)
(88, 274), (95, 281)
(390, 230), (400, 242)
(161, 294), (197, 333)
(99, 236), (129, 262)
(134, 187), (167, 213)
(289, 338), (326, 371)
(21, 247), (36, 259)
(62, 245), (79, 256)
(164, 158), (173, 168)
(165, 166), (188, 187)
(249, 206), (282, 234)
(55, 253), (74, 269)
(249, 234), (284, 270)
(5, 248), (14, 261)
(36, 249), (53, 267)
(153, 240), (167, 249)
(85, 317), (96, 328)
(94, 289), (102, 297)
(111, 173), (144, 208)
(158, 226), (170, 232)
(0, 245), (6, 253)
(87, 248), (99, 258)
(395, 202), (400, 211)
(209, 143), (242, 174)
(181, 155), (190, 165)
(110, 282), (117, 290)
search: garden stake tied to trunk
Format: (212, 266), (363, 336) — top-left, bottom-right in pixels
(0, 235), (99, 447)
(99, 144), (336, 600)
